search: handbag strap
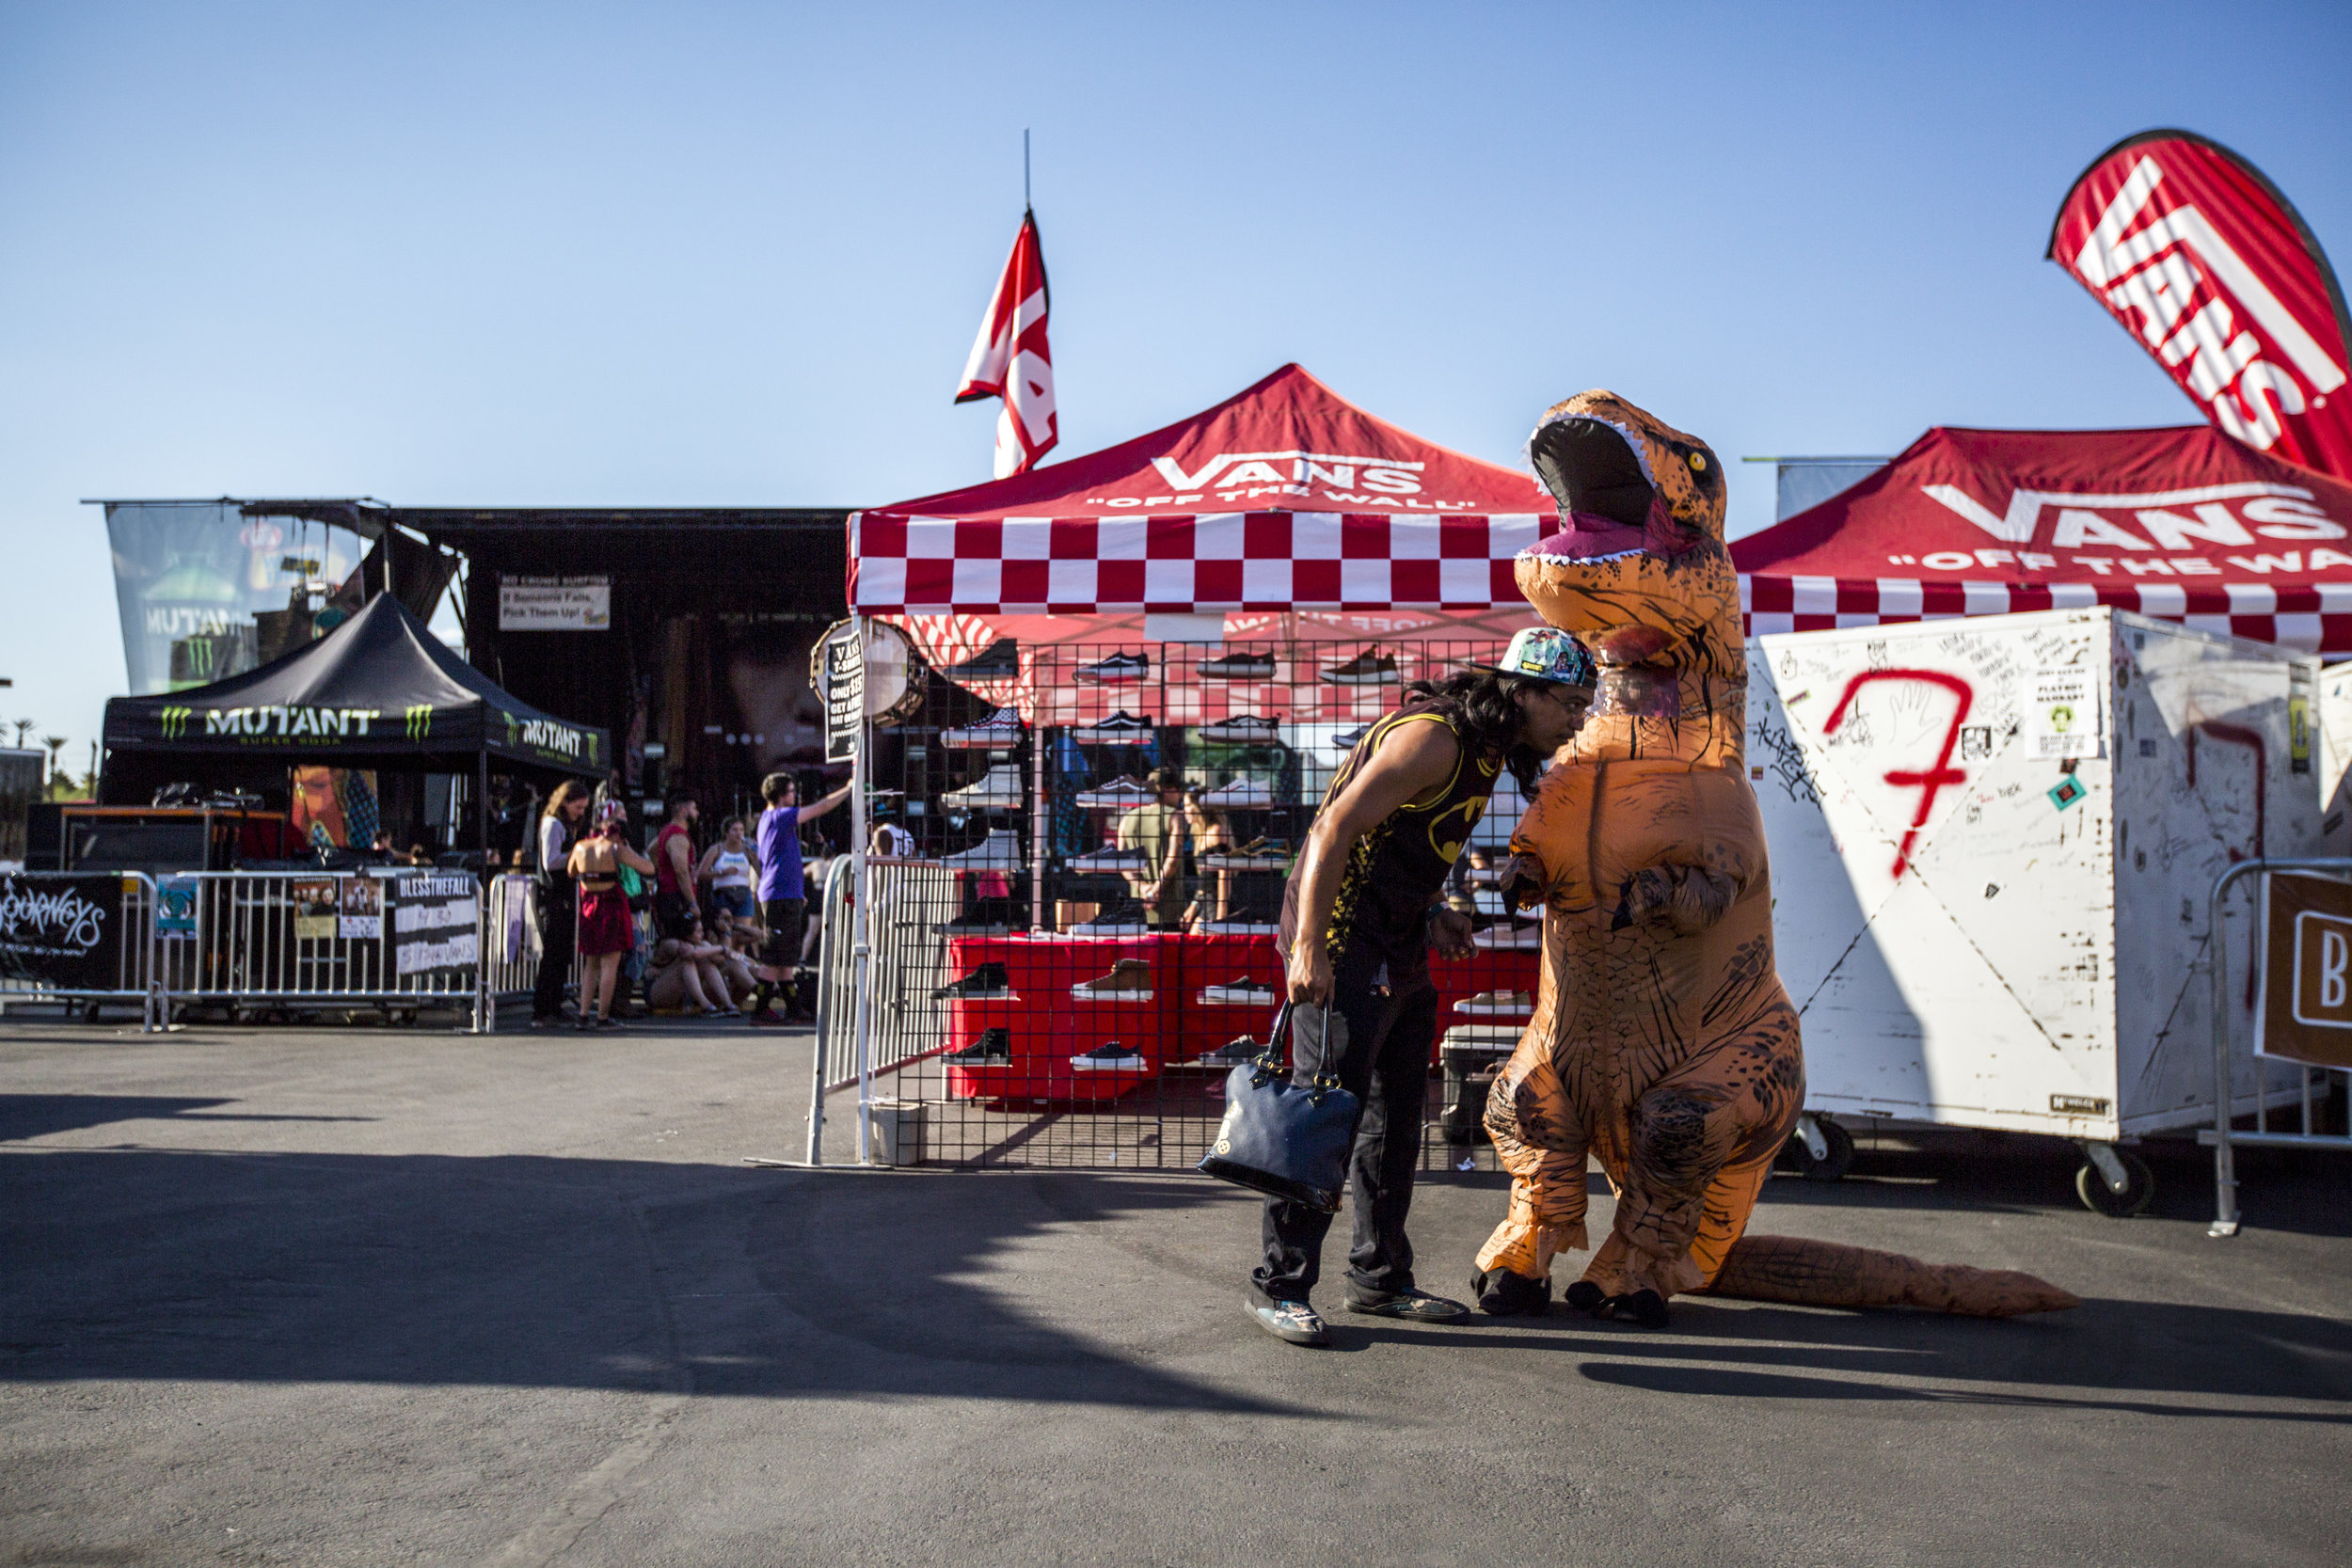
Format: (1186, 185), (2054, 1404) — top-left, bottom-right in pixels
(1249, 1001), (1343, 1098)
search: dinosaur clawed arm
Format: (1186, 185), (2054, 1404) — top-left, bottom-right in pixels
(1497, 850), (1548, 911)
(1609, 863), (1740, 933)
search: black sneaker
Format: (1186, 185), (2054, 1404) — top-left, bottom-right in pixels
(1202, 1034), (1263, 1063)
(942, 638), (1020, 680)
(1320, 647), (1400, 686)
(1331, 722), (1370, 752)
(934, 962), (1014, 1000)
(1343, 1286), (1470, 1323)
(1070, 1039), (1144, 1069)
(1073, 710), (1154, 744)
(936, 900), (1020, 936)
(1068, 900), (1150, 936)
(1200, 714), (1281, 743)
(1074, 651), (1150, 684)
(1199, 650), (1276, 680)
(947, 1027), (1013, 1063)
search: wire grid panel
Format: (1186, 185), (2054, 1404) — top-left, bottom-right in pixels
(860, 637), (1542, 1170)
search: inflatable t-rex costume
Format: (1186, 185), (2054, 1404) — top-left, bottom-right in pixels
(1469, 391), (2077, 1325)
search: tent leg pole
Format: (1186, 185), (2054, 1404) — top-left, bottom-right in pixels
(849, 617), (874, 1167)
(474, 751), (490, 1035)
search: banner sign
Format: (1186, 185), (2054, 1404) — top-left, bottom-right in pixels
(500, 576), (612, 631)
(389, 873), (479, 982)
(0, 873), (126, 990)
(2257, 871), (2352, 1070)
(156, 873), (199, 937)
(2049, 130), (2352, 480)
(821, 623), (864, 763)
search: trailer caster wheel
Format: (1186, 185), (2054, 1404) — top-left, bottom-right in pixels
(2075, 1149), (2154, 1217)
(1781, 1113), (1855, 1181)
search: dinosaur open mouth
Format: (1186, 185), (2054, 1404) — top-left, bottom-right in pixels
(1528, 512), (1648, 563)
(1525, 414), (1697, 562)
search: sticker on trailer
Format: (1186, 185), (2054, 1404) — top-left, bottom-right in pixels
(2029, 664), (2102, 758)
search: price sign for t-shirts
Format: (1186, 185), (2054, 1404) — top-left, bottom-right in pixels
(822, 624), (864, 763)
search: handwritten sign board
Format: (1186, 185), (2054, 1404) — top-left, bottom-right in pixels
(389, 873), (479, 985)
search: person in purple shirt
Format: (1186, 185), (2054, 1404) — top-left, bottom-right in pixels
(749, 770), (851, 1025)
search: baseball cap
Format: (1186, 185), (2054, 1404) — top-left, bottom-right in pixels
(1466, 626), (1597, 689)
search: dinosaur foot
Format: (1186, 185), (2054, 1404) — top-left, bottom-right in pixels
(1470, 1268), (1553, 1316)
(1564, 1280), (1670, 1328)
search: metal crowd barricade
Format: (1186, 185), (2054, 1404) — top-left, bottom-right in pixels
(151, 869), (493, 1030)
(481, 873), (544, 1008)
(0, 870), (162, 1031)
(2204, 856), (2352, 1236)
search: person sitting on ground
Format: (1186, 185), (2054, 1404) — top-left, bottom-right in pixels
(696, 815), (759, 924)
(647, 915), (740, 1017)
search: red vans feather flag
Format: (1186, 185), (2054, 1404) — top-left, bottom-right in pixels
(2048, 130), (2352, 481)
(955, 210), (1057, 478)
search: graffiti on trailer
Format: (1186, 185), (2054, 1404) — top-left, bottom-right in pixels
(1820, 669), (1977, 879)
(1749, 714), (1819, 807)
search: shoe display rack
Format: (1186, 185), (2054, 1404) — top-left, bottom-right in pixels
(853, 636), (1546, 1168)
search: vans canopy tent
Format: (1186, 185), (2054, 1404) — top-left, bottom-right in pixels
(849, 363), (1549, 692)
(1733, 423), (2352, 657)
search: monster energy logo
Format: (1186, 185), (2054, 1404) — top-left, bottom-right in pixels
(405, 705), (434, 741)
(159, 706), (195, 738)
(196, 705), (382, 740)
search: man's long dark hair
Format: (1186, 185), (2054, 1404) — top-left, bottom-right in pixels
(1402, 669), (1547, 797)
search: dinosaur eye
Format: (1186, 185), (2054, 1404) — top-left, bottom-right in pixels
(1688, 452), (1708, 472)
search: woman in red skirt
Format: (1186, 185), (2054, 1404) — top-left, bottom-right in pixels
(566, 805), (659, 1030)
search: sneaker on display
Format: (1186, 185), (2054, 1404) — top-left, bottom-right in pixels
(943, 765), (1025, 810)
(1077, 775), (1154, 808)
(1198, 650), (1277, 680)
(1471, 915), (1542, 950)
(1201, 909), (1279, 936)
(942, 708), (1026, 749)
(1200, 840), (1289, 872)
(1331, 722), (1370, 751)
(1073, 710), (1154, 744)
(1200, 976), (1277, 1005)
(1072, 957), (1154, 1001)
(936, 900), (1020, 936)
(939, 829), (1023, 870)
(947, 1027), (1013, 1063)
(1067, 844), (1146, 873)
(942, 639), (1020, 681)
(1074, 651), (1151, 684)
(1202, 1034), (1265, 1064)
(934, 962), (1016, 1000)
(1320, 647), (1400, 686)
(1068, 901), (1150, 936)
(1070, 1040), (1145, 1070)
(1200, 714), (1281, 743)
(1454, 990), (1533, 1016)
(1200, 777), (1274, 809)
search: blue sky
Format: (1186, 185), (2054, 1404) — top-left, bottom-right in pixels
(2, 1), (2347, 765)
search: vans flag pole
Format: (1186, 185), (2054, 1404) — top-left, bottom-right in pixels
(956, 208), (1057, 478)
(2047, 129), (2352, 481)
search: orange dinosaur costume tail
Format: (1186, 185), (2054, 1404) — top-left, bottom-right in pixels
(1704, 1235), (2080, 1318)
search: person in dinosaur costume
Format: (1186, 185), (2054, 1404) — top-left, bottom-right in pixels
(1468, 390), (2078, 1326)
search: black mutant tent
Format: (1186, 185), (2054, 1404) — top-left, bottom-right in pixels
(103, 594), (612, 856)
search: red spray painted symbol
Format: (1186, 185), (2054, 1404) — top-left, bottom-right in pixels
(1820, 670), (1975, 879)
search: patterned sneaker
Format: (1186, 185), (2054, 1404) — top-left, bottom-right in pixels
(1343, 1287), (1470, 1323)
(1246, 1297), (1329, 1346)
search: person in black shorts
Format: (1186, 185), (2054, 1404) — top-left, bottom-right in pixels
(749, 770), (851, 1025)
(1247, 627), (1596, 1347)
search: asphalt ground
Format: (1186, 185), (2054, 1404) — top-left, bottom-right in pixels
(3, 1011), (2350, 1567)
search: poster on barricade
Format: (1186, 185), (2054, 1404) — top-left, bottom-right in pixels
(0, 872), (126, 990)
(389, 873), (478, 984)
(156, 874), (199, 938)
(2257, 871), (2352, 1070)
(290, 878), (339, 940)
(339, 876), (383, 941)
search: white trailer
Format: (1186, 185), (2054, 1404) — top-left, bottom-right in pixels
(1746, 607), (2315, 1210)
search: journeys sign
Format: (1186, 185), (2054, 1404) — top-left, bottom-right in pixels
(0, 873), (126, 991)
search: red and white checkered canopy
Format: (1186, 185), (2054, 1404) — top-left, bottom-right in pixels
(850, 364), (1550, 615)
(1735, 424), (2352, 656)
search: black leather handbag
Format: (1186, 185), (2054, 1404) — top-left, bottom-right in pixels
(1196, 1004), (1360, 1212)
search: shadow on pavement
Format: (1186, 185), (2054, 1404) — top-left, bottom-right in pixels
(0, 1147), (1298, 1417)
(0, 1095), (380, 1141)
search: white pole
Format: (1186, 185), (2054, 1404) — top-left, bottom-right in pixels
(849, 615), (875, 1165)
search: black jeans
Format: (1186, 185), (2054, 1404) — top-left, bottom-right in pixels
(532, 890), (575, 1020)
(1251, 942), (1438, 1306)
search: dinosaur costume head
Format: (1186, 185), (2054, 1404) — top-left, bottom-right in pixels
(1518, 391), (1732, 668)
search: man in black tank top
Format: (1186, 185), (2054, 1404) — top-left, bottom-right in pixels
(1248, 629), (1596, 1346)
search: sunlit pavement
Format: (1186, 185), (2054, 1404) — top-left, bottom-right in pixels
(3, 1013), (2349, 1567)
